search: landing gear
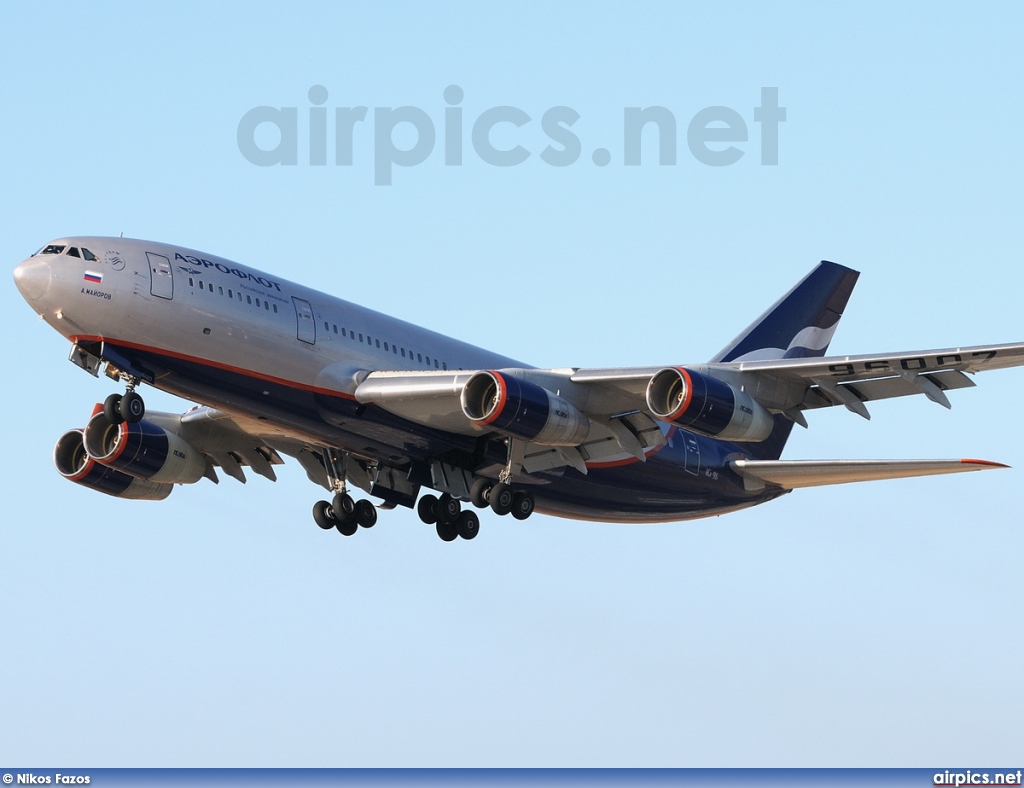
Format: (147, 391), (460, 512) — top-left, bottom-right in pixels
(311, 449), (379, 537)
(120, 390), (145, 423)
(354, 498), (377, 528)
(417, 494), (439, 524)
(436, 519), (458, 542)
(103, 393), (124, 425)
(456, 510), (480, 540)
(312, 500), (336, 530)
(489, 482), (514, 516)
(511, 490), (535, 521)
(470, 478), (490, 508)
(103, 388), (145, 425)
(332, 492), (355, 522)
(417, 490), (480, 541)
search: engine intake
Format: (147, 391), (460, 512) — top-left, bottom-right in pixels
(83, 414), (206, 484)
(53, 429), (173, 501)
(646, 367), (774, 442)
(461, 371), (590, 446)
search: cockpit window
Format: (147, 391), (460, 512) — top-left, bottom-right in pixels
(40, 244), (66, 255)
(81, 248), (98, 262)
(67, 247), (81, 258)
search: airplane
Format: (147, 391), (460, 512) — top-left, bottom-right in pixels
(12, 237), (1024, 541)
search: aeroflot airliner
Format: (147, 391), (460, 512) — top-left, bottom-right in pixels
(13, 238), (1024, 541)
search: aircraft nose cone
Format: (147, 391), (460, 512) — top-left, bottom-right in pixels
(14, 257), (52, 303)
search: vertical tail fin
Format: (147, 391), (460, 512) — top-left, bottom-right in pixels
(713, 261), (860, 459)
(711, 261), (860, 364)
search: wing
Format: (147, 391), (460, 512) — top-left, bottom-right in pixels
(731, 458), (1008, 491)
(153, 406), (290, 484)
(572, 341), (1024, 424)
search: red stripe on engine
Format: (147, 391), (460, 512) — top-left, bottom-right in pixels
(478, 371), (507, 426)
(667, 367), (694, 422)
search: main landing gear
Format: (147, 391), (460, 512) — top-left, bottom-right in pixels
(416, 493), (481, 541)
(311, 449), (379, 537)
(312, 492), (378, 536)
(416, 480), (535, 542)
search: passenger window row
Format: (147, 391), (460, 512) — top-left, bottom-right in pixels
(188, 277), (279, 313)
(323, 320), (448, 370)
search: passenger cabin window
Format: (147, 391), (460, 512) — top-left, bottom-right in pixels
(66, 247), (81, 258)
(41, 245), (66, 255)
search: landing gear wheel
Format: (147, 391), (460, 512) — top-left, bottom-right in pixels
(456, 510), (480, 540)
(313, 500), (336, 530)
(489, 482), (514, 516)
(470, 478), (491, 508)
(417, 494), (439, 524)
(336, 517), (358, 537)
(103, 393), (124, 425)
(354, 499), (377, 528)
(436, 519), (458, 542)
(331, 492), (355, 522)
(511, 491), (535, 521)
(120, 390), (145, 423)
(437, 493), (461, 523)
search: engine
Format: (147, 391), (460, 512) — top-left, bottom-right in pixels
(461, 371), (590, 446)
(645, 367), (774, 442)
(53, 429), (173, 500)
(82, 413), (207, 484)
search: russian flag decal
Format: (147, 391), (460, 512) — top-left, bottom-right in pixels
(83, 271), (103, 283)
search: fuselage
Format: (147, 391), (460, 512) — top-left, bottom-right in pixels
(13, 237), (786, 522)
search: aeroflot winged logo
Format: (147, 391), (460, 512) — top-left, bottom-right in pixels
(173, 253), (283, 292)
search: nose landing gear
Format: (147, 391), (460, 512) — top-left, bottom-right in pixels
(103, 387), (146, 425)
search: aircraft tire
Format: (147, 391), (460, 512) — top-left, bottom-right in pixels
(336, 518), (358, 537)
(469, 478), (491, 508)
(120, 390), (145, 423)
(417, 494), (439, 524)
(456, 510), (480, 540)
(489, 483), (514, 516)
(511, 491), (535, 521)
(103, 393), (124, 425)
(355, 499), (377, 528)
(313, 500), (336, 530)
(436, 519), (458, 542)
(437, 493), (461, 523)
(332, 492), (356, 522)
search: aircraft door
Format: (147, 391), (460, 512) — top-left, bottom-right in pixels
(292, 297), (316, 344)
(147, 252), (173, 299)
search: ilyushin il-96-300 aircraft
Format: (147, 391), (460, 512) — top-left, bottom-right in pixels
(13, 237), (1024, 541)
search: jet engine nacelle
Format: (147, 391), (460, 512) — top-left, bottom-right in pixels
(461, 371), (590, 446)
(53, 429), (173, 501)
(83, 414), (207, 484)
(646, 367), (774, 442)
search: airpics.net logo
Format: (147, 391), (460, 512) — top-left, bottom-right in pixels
(236, 85), (786, 185)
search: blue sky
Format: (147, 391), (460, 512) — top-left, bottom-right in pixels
(1, 1), (1022, 767)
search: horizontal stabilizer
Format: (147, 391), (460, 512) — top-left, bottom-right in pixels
(731, 458), (1008, 490)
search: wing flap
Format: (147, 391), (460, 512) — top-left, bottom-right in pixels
(731, 458), (1008, 490)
